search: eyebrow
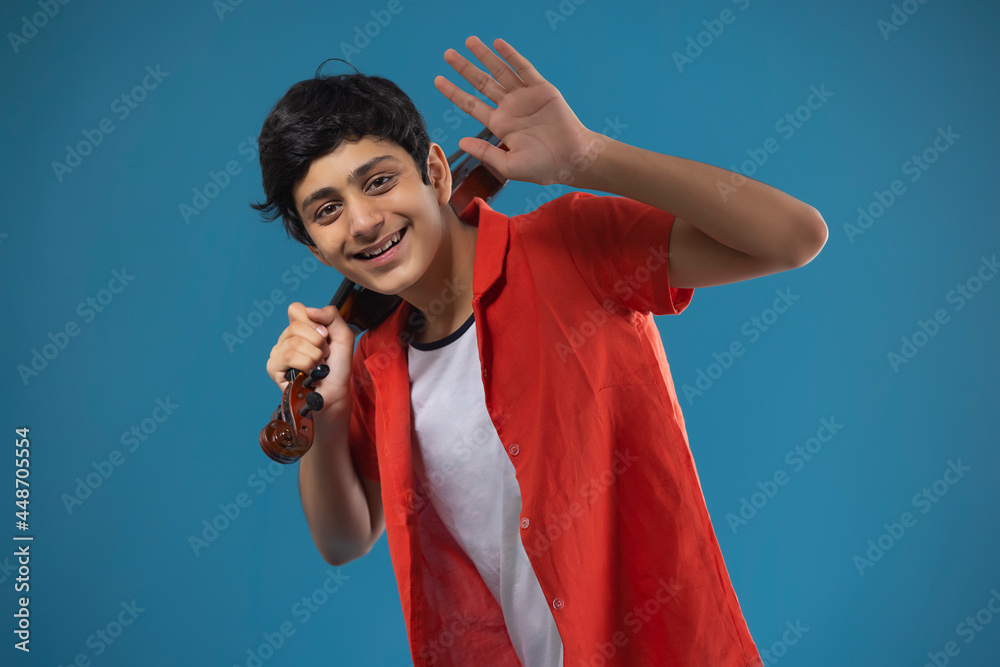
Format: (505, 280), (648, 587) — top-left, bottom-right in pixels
(299, 154), (400, 217)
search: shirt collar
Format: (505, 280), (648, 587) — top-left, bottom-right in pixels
(464, 195), (510, 300)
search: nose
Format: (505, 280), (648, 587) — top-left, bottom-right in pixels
(347, 195), (385, 243)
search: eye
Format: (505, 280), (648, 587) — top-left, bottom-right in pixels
(368, 174), (397, 191)
(316, 202), (340, 220)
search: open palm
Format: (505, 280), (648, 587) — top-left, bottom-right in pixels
(434, 36), (596, 187)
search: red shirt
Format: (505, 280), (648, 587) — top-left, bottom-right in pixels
(348, 192), (762, 666)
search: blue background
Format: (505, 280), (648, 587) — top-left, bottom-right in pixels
(2, 0), (998, 665)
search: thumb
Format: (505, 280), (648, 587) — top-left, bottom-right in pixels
(305, 304), (339, 325)
(460, 136), (509, 177)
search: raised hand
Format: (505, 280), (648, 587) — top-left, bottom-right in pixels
(434, 36), (599, 187)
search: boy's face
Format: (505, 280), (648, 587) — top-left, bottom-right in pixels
(293, 135), (452, 296)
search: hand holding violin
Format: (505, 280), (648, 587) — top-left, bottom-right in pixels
(261, 301), (356, 462)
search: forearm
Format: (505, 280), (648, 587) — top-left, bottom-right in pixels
(572, 134), (826, 264)
(298, 406), (374, 565)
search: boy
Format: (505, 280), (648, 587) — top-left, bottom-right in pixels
(254, 36), (826, 667)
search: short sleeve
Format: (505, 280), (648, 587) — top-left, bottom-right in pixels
(347, 335), (381, 483)
(553, 191), (694, 316)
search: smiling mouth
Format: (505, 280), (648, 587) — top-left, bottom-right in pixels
(355, 228), (406, 260)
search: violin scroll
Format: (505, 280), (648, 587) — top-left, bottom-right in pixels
(259, 364), (330, 464)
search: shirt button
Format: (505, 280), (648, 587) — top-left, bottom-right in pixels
(508, 443), (519, 456)
(552, 598), (564, 610)
(405, 491), (416, 511)
(520, 517), (530, 529)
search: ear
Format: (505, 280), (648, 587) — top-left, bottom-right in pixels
(307, 243), (333, 267)
(426, 142), (453, 207)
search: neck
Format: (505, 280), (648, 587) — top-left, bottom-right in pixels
(399, 203), (477, 343)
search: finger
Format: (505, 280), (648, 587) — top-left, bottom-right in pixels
(434, 74), (493, 128)
(286, 337), (329, 364)
(275, 317), (327, 348)
(458, 136), (509, 177)
(464, 35), (526, 93)
(286, 301), (335, 343)
(267, 356), (296, 388)
(268, 357), (294, 388)
(493, 38), (546, 86)
(282, 349), (324, 378)
(442, 46), (508, 103)
(269, 368), (290, 389)
(304, 304), (337, 325)
(289, 320), (329, 346)
(274, 338), (326, 376)
(287, 301), (309, 325)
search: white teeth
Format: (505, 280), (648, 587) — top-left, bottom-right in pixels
(363, 231), (401, 258)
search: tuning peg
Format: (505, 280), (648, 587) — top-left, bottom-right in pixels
(297, 391), (324, 416)
(303, 364), (330, 389)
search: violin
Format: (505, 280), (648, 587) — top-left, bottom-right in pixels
(259, 127), (509, 464)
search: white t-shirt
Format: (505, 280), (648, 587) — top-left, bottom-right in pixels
(407, 310), (564, 667)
